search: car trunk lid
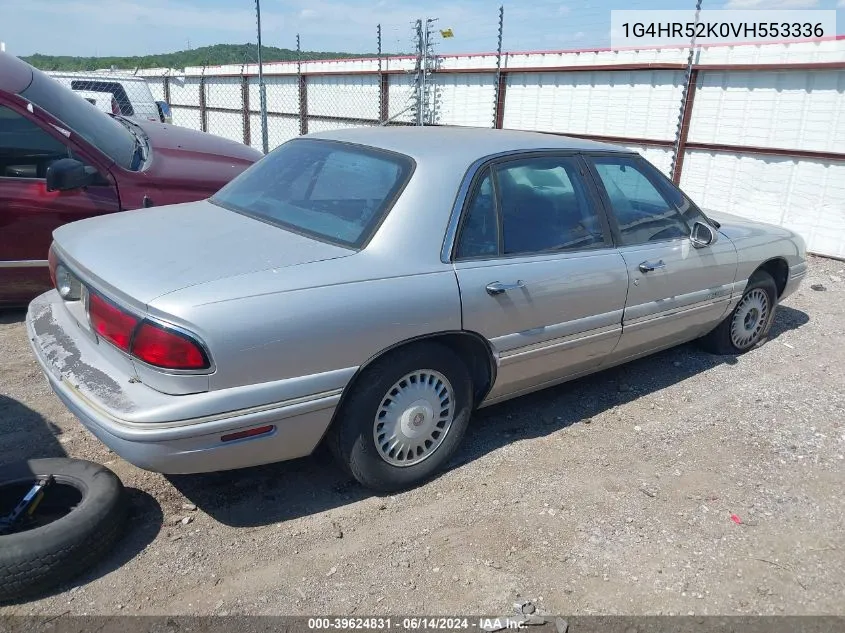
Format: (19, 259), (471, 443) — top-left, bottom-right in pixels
(52, 199), (354, 306)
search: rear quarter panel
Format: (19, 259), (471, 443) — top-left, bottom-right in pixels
(149, 257), (463, 392)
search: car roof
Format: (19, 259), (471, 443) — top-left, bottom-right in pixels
(306, 126), (629, 165)
(0, 51), (35, 95)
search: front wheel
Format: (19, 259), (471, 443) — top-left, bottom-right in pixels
(327, 342), (473, 492)
(699, 270), (778, 355)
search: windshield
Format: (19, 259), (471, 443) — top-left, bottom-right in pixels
(20, 69), (136, 169)
(211, 139), (414, 248)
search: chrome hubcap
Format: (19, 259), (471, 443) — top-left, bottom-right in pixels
(373, 369), (454, 467)
(730, 288), (770, 349)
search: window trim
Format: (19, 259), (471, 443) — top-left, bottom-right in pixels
(450, 150), (615, 263)
(583, 152), (694, 248)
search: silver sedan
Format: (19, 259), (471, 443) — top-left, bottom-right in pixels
(27, 127), (807, 491)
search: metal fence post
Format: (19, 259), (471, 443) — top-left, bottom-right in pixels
(255, 0), (269, 154)
(378, 24), (389, 125)
(163, 71), (171, 107)
(670, 0), (703, 183)
(199, 65), (207, 133)
(493, 6), (505, 129)
(297, 34), (308, 136)
(242, 67), (251, 147)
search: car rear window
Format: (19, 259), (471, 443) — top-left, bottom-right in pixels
(211, 139), (414, 249)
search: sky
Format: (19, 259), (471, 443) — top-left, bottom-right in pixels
(0, 0), (843, 58)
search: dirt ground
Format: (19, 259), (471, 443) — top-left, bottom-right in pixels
(1, 255), (843, 617)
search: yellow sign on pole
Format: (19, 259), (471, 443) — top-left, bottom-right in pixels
(440, 28), (454, 38)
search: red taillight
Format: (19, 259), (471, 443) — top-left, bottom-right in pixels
(130, 322), (209, 370)
(48, 245), (58, 288)
(88, 292), (138, 351)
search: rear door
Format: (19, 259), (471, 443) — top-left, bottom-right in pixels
(0, 102), (120, 304)
(585, 154), (737, 361)
(452, 153), (629, 403)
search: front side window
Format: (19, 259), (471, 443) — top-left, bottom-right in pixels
(635, 157), (710, 229)
(497, 156), (606, 255)
(0, 105), (69, 179)
(591, 156), (689, 246)
(211, 139), (413, 248)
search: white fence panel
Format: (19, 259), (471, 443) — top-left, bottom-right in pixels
(250, 114), (299, 152)
(307, 75), (380, 120)
(250, 76), (299, 116)
(170, 106), (201, 131)
(207, 110), (244, 145)
(680, 150), (845, 259)
(205, 77), (243, 110)
(690, 70), (845, 153)
(168, 77), (201, 107)
(387, 74), (416, 124)
(503, 70), (685, 141)
(433, 73), (495, 128)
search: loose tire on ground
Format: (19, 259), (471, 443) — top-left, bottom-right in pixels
(699, 270), (779, 355)
(327, 342), (474, 492)
(0, 458), (127, 602)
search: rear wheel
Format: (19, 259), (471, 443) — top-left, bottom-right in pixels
(699, 270), (778, 355)
(327, 342), (473, 492)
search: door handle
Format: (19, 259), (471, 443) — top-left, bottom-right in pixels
(638, 260), (666, 273)
(485, 280), (525, 296)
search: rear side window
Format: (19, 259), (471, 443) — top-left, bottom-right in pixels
(70, 81), (134, 116)
(455, 155), (608, 259)
(497, 157), (605, 255)
(211, 139), (414, 248)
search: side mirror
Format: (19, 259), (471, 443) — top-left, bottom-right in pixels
(46, 158), (98, 192)
(156, 101), (172, 124)
(690, 221), (716, 248)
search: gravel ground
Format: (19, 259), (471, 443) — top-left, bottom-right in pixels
(1, 255), (843, 617)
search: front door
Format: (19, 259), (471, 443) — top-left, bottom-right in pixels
(586, 154), (738, 362)
(452, 154), (629, 403)
(0, 103), (120, 305)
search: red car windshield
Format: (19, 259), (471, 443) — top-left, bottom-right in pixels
(20, 68), (136, 170)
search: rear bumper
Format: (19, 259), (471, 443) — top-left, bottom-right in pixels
(781, 261), (808, 301)
(26, 291), (344, 474)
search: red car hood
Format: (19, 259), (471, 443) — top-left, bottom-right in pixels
(133, 119), (262, 201)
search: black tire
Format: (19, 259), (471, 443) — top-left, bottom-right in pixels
(327, 342), (473, 492)
(0, 458), (127, 603)
(699, 270), (778, 355)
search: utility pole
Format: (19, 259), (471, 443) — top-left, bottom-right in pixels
(255, 0), (269, 154)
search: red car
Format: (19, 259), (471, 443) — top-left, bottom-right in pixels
(0, 52), (262, 306)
